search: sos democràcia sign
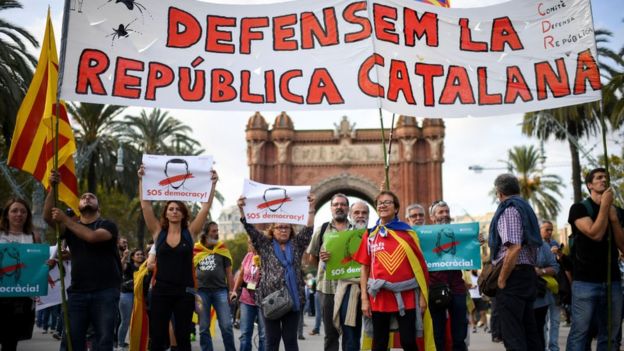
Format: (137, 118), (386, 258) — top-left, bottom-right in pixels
(59, 0), (600, 117)
(141, 154), (214, 202)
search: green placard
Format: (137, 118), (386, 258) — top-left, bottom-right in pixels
(324, 229), (366, 280)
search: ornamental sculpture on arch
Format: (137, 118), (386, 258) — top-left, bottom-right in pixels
(245, 112), (444, 221)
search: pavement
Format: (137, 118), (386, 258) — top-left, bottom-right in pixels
(19, 313), (571, 350)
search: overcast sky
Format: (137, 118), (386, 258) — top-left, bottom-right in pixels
(8, 0), (624, 230)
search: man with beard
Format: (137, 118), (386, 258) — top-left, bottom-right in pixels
(44, 171), (122, 351)
(306, 193), (351, 350)
(428, 200), (468, 351)
(331, 201), (369, 351)
(405, 203), (426, 226)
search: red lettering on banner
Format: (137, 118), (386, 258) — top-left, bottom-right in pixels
(145, 62), (174, 100)
(240, 70), (264, 103)
(373, 4), (399, 44)
(415, 63), (444, 106)
(179, 65), (205, 101)
(477, 67), (502, 105)
(265, 70), (276, 103)
(306, 68), (344, 104)
(387, 60), (416, 104)
(206, 16), (236, 54)
(240, 17), (269, 54)
(167, 7), (201, 48)
(535, 58), (570, 100)
(459, 18), (487, 52)
(490, 17), (523, 51)
(343, 1), (371, 43)
(505, 66), (533, 103)
(439, 66), (475, 104)
(112, 57), (143, 99)
(211, 69), (237, 102)
(357, 54), (385, 97)
(404, 9), (438, 47)
(76, 49), (109, 95)
(573, 49), (601, 95)
(301, 7), (339, 49)
(280, 70), (304, 103)
(274, 14), (298, 51)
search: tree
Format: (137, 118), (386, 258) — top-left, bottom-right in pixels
(0, 0), (38, 151)
(504, 145), (564, 220)
(67, 102), (126, 194)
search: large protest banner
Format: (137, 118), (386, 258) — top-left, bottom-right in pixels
(0, 243), (49, 297)
(142, 154), (213, 202)
(414, 222), (481, 271)
(242, 179), (311, 225)
(60, 0), (600, 117)
(324, 229), (366, 280)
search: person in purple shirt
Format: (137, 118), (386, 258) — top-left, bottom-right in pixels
(428, 200), (468, 351)
(488, 173), (542, 351)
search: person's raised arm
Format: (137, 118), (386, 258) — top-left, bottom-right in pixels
(574, 187), (614, 241)
(610, 206), (624, 254)
(306, 193), (316, 228)
(138, 164), (161, 241)
(237, 195), (246, 219)
(189, 170), (219, 239)
(43, 171), (66, 233)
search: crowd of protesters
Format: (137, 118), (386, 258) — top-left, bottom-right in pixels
(1, 167), (623, 351)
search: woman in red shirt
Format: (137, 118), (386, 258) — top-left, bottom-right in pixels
(354, 191), (434, 351)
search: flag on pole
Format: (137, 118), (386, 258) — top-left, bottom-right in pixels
(419, 0), (450, 7)
(7, 9), (79, 214)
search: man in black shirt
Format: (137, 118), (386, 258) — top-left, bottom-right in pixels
(566, 168), (624, 351)
(44, 171), (122, 351)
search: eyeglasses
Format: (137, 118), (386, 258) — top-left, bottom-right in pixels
(274, 226), (290, 231)
(376, 200), (394, 207)
(332, 202), (348, 207)
(408, 213), (425, 219)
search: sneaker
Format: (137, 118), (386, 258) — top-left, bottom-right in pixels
(309, 330), (319, 336)
(42, 330), (49, 334)
(492, 337), (503, 343)
(298, 335), (306, 340)
(472, 327), (477, 333)
(53, 333), (62, 340)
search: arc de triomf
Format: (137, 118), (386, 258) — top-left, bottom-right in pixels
(245, 112), (444, 222)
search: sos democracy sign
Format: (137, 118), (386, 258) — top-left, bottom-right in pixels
(142, 154), (214, 202)
(60, 0), (600, 117)
(242, 179), (311, 225)
(0, 243), (49, 297)
(414, 222), (481, 271)
(324, 229), (366, 280)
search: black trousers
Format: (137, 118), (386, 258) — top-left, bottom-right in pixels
(534, 305), (548, 350)
(149, 293), (195, 351)
(319, 292), (340, 351)
(264, 309), (300, 351)
(371, 309), (418, 351)
(496, 266), (542, 351)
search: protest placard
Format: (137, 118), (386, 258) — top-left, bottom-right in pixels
(35, 246), (71, 311)
(0, 243), (49, 297)
(242, 179), (311, 225)
(142, 154), (213, 202)
(324, 229), (366, 280)
(414, 222), (481, 271)
(60, 0), (600, 117)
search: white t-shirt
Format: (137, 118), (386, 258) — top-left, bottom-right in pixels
(468, 274), (481, 299)
(0, 231), (34, 244)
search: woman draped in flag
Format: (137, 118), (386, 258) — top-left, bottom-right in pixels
(237, 194), (315, 351)
(138, 165), (218, 351)
(354, 191), (435, 351)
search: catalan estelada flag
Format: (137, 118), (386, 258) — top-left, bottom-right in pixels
(7, 10), (79, 214)
(419, 0), (450, 7)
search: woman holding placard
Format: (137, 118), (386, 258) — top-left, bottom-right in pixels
(138, 164), (218, 351)
(0, 198), (41, 351)
(354, 191), (435, 351)
(237, 194), (315, 351)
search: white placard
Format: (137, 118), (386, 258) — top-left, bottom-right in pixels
(59, 0), (600, 117)
(142, 154), (213, 202)
(35, 246), (71, 311)
(242, 179), (311, 225)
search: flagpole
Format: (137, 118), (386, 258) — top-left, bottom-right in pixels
(53, 2), (73, 350)
(378, 109), (390, 191)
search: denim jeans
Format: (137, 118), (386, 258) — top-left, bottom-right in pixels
(430, 293), (468, 351)
(545, 302), (560, 351)
(60, 287), (120, 351)
(117, 292), (133, 345)
(239, 302), (265, 351)
(313, 291), (322, 332)
(198, 288), (236, 351)
(566, 281), (622, 351)
(339, 285), (362, 351)
(40, 306), (52, 331)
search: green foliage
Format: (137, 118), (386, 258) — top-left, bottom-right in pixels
(224, 233), (250, 272)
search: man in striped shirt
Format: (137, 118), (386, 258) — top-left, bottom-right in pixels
(489, 173), (542, 351)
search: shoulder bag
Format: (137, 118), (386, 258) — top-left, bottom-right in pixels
(261, 287), (293, 320)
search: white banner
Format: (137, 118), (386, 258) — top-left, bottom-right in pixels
(35, 246), (71, 311)
(60, 0), (600, 117)
(142, 154), (213, 202)
(242, 179), (311, 225)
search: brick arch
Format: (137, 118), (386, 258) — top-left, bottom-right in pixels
(312, 173), (378, 211)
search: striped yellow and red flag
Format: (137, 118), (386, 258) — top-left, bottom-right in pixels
(419, 0), (450, 7)
(7, 10), (79, 214)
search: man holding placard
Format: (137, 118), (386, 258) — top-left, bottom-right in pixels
(306, 193), (351, 350)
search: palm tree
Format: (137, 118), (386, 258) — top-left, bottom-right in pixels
(0, 0), (38, 153)
(67, 102), (126, 193)
(504, 145), (564, 220)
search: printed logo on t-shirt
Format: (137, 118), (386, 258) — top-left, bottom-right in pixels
(198, 254), (216, 272)
(369, 241), (385, 254)
(375, 247), (406, 275)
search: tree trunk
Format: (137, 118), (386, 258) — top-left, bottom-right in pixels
(87, 157), (97, 194)
(569, 139), (583, 203)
